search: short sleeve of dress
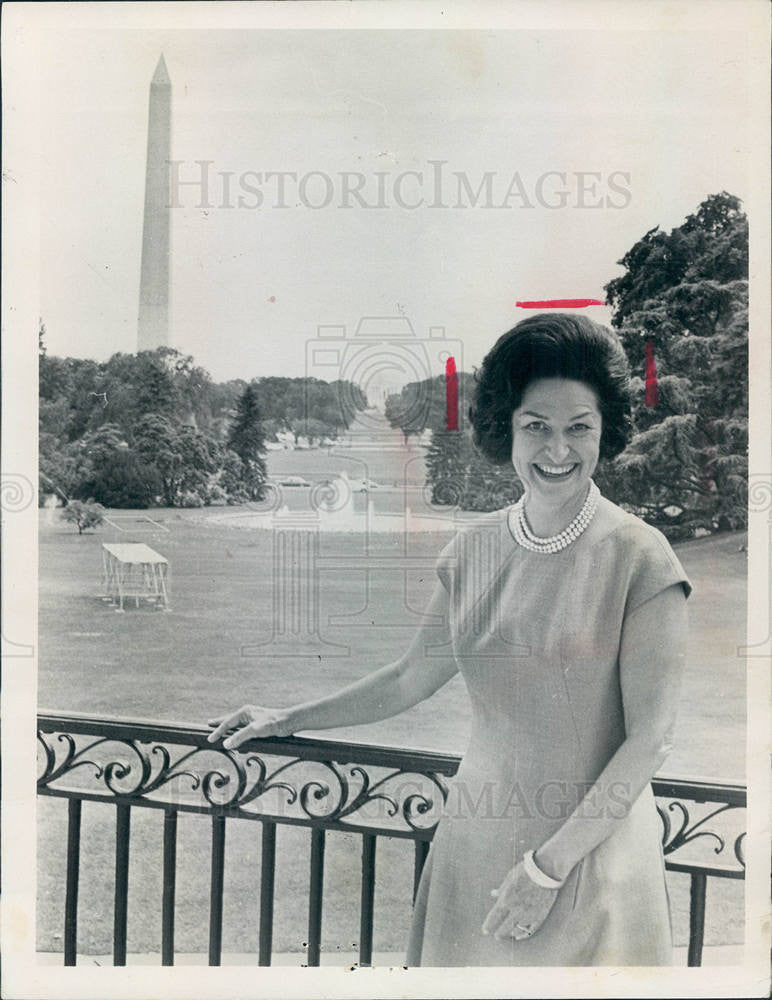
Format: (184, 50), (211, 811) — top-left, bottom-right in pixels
(434, 534), (458, 595)
(624, 522), (692, 614)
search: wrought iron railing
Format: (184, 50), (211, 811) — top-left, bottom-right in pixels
(37, 711), (746, 968)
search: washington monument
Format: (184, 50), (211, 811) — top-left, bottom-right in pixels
(138, 55), (171, 352)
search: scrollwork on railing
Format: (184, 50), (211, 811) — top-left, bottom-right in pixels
(656, 796), (746, 872)
(38, 714), (745, 856)
(733, 831), (746, 867)
(37, 720), (451, 834)
(38, 732), (203, 799)
(333, 764), (449, 831)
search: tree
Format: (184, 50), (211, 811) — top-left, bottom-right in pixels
(460, 447), (522, 512)
(425, 430), (469, 505)
(604, 192), (748, 537)
(36, 333), (366, 510)
(226, 384), (268, 500)
(80, 451), (162, 508)
(385, 377), (442, 443)
(39, 436), (85, 505)
(175, 424), (220, 500)
(132, 415), (218, 507)
(250, 376), (364, 440)
(385, 371), (521, 510)
(61, 500), (105, 534)
(328, 379), (367, 426)
(385, 373), (477, 443)
(291, 417), (331, 447)
(60, 358), (103, 442)
(81, 423), (127, 462)
(217, 449), (251, 503)
(75, 423), (161, 507)
(92, 350), (180, 436)
(261, 418), (283, 443)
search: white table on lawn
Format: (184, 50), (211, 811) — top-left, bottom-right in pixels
(101, 543), (170, 611)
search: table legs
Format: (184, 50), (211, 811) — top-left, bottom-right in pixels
(101, 552), (169, 611)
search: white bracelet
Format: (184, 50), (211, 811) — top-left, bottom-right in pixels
(523, 849), (565, 890)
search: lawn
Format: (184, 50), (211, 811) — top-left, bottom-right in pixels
(36, 503), (747, 959)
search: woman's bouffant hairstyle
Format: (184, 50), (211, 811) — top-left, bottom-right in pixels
(470, 314), (632, 464)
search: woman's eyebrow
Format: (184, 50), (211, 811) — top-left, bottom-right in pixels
(517, 409), (596, 420)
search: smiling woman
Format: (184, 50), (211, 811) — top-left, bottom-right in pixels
(208, 313), (692, 967)
(402, 315), (691, 964)
(509, 378), (602, 537)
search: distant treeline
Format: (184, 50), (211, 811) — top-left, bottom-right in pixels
(39, 343), (366, 508)
(385, 193), (748, 538)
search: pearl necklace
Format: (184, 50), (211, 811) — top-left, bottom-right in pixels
(509, 480), (600, 554)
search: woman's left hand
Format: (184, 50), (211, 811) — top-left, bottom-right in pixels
(481, 860), (559, 941)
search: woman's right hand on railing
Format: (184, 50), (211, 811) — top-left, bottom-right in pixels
(206, 704), (294, 750)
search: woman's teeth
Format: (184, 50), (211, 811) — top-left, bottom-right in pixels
(534, 463), (577, 479)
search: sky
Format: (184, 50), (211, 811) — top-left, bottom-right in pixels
(34, 18), (755, 387)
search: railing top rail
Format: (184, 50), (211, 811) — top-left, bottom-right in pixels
(38, 709), (746, 804)
(651, 775), (746, 806)
(37, 709), (462, 774)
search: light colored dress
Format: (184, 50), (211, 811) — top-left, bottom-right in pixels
(406, 495), (691, 967)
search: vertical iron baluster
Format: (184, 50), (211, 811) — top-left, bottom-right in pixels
(208, 815), (226, 966)
(307, 828), (326, 967)
(161, 809), (177, 966)
(64, 798), (82, 966)
(412, 839), (430, 903)
(113, 804), (131, 966)
(687, 871), (707, 967)
(258, 821), (276, 966)
(359, 834), (377, 967)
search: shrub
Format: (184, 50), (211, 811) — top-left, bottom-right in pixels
(61, 500), (105, 534)
(205, 484), (228, 506)
(77, 449), (161, 508)
(179, 490), (205, 508)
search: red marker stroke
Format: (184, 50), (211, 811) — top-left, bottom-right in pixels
(644, 339), (659, 407)
(516, 299), (606, 309)
(445, 356), (459, 430)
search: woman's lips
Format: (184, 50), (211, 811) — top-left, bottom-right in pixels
(532, 462), (578, 481)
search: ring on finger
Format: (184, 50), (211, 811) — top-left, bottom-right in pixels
(515, 923), (533, 937)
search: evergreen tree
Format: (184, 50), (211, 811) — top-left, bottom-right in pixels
(460, 446), (522, 512)
(389, 372), (522, 511)
(226, 384), (268, 500)
(604, 192), (748, 536)
(425, 430), (469, 505)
